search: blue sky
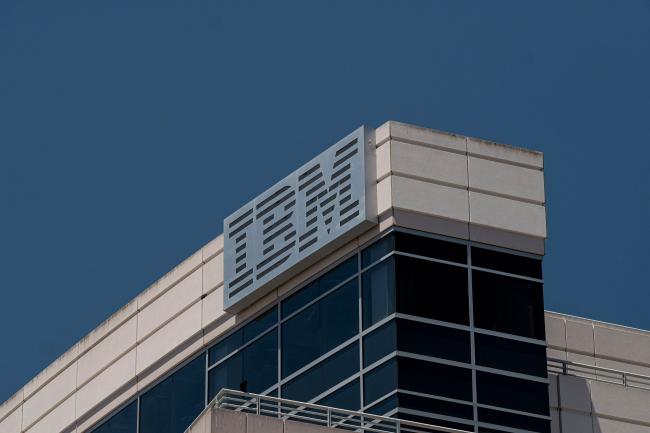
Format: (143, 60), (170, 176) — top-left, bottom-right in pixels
(1, 0), (649, 402)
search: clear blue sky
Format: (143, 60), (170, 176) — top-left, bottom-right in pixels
(1, 0), (649, 402)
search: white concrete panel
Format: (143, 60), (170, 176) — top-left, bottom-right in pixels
(246, 413), (283, 433)
(23, 344), (79, 399)
(391, 140), (468, 187)
(212, 409), (246, 433)
(136, 302), (202, 374)
(137, 335), (203, 393)
(0, 390), (22, 424)
(77, 316), (137, 385)
(22, 363), (76, 429)
(548, 374), (559, 408)
(469, 191), (546, 238)
(75, 383), (137, 433)
(590, 380), (650, 425)
(388, 121), (466, 153)
(545, 315), (567, 349)
(202, 254), (224, 295)
(468, 156), (545, 203)
(558, 374), (592, 413)
(560, 411), (593, 433)
(392, 176), (469, 223)
(137, 268), (202, 340)
(24, 394), (75, 433)
(0, 406), (21, 433)
(375, 121), (390, 146)
(595, 357), (650, 378)
(594, 326), (650, 366)
(593, 417), (650, 433)
(76, 349), (136, 416)
(202, 235), (223, 262)
(468, 136), (543, 169)
(566, 320), (595, 355)
(550, 408), (560, 433)
(77, 299), (137, 360)
(376, 141), (391, 180)
(376, 177), (392, 216)
(202, 286), (226, 329)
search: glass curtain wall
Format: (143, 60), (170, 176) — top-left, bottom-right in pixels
(89, 228), (549, 433)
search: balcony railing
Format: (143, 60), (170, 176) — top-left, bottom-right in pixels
(548, 357), (650, 390)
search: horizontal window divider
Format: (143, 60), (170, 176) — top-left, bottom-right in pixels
(393, 226), (469, 247)
(468, 240), (543, 261)
(471, 265), (543, 283)
(305, 373), (361, 406)
(396, 351), (472, 371)
(397, 407), (475, 427)
(280, 337), (359, 384)
(394, 251), (469, 269)
(474, 365), (550, 384)
(361, 313), (398, 336)
(477, 421), (542, 433)
(208, 324), (278, 370)
(362, 390), (398, 411)
(395, 313), (471, 332)
(396, 388), (475, 407)
(475, 403), (551, 420)
(360, 250), (395, 274)
(362, 352), (398, 374)
(473, 327), (547, 346)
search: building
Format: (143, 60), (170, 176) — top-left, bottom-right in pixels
(0, 121), (648, 433)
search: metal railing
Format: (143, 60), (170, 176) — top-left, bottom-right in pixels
(211, 389), (471, 433)
(548, 358), (650, 390)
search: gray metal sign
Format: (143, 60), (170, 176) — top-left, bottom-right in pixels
(223, 126), (377, 312)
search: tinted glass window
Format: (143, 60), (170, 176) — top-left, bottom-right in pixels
(396, 412), (473, 431)
(363, 320), (397, 367)
(208, 330), (277, 399)
(472, 271), (545, 340)
(91, 400), (137, 433)
(317, 379), (360, 411)
(282, 280), (358, 377)
(362, 234), (394, 268)
(478, 408), (550, 433)
(398, 357), (473, 402)
(208, 307), (277, 365)
(395, 232), (467, 264)
(363, 358), (397, 405)
(397, 319), (470, 364)
(475, 333), (547, 377)
(139, 355), (205, 433)
(366, 393), (398, 416)
(472, 247), (542, 279)
(476, 371), (550, 416)
(282, 342), (359, 403)
(282, 256), (357, 318)
(362, 258), (395, 329)
(396, 256), (469, 325)
(398, 393), (473, 421)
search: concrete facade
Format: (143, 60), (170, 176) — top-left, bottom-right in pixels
(187, 408), (337, 433)
(1, 121), (639, 433)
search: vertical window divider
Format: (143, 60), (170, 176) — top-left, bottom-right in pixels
(467, 243), (478, 433)
(357, 250), (364, 409)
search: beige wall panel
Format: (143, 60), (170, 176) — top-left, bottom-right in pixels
(76, 349), (136, 416)
(202, 286), (227, 329)
(202, 235), (223, 262)
(375, 121), (390, 146)
(593, 418), (650, 433)
(376, 177), (392, 216)
(590, 380), (650, 424)
(468, 137), (543, 169)
(77, 299), (137, 359)
(0, 407), (21, 433)
(558, 374), (592, 413)
(560, 411), (594, 433)
(548, 374), (559, 408)
(23, 344), (79, 399)
(202, 254), (224, 295)
(566, 320), (595, 356)
(594, 326), (650, 365)
(246, 413), (283, 433)
(75, 383), (137, 433)
(545, 315), (567, 349)
(388, 121), (466, 153)
(550, 408), (560, 433)
(469, 191), (546, 238)
(24, 394), (75, 433)
(137, 335), (203, 393)
(376, 142), (391, 180)
(136, 302), (202, 374)
(468, 156), (544, 203)
(391, 140), (468, 188)
(22, 363), (76, 429)
(77, 316), (137, 385)
(0, 391), (22, 424)
(203, 316), (237, 349)
(136, 249), (202, 309)
(595, 357), (650, 378)
(212, 409), (246, 433)
(285, 419), (335, 433)
(547, 348), (567, 361)
(137, 268), (202, 340)
(392, 176), (469, 223)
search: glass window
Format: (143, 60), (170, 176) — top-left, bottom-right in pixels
(208, 329), (278, 400)
(475, 333), (547, 377)
(396, 412), (473, 431)
(362, 257), (395, 329)
(397, 319), (470, 364)
(366, 393), (398, 416)
(398, 393), (474, 421)
(478, 407), (550, 433)
(395, 232), (467, 264)
(91, 400), (137, 433)
(283, 342), (359, 403)
(282, 279), (358, 377)
(471, 247), (542, 279)
(363, 358), (397, 405)
(472, 270), (545, 340)
(282, 256), (357, 318)
(398, 357), (473, 402)
(396, 256), (469, 325)
(363, 320), (397, 367)
(208, 306), (277, 365)
(317, 379), (360, 411)
(362, 234), (394, 268)
(476, 371), (550, 416)
(139, 355), (205, 433)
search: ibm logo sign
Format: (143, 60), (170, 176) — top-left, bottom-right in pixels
(223, 126), (376, 311)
